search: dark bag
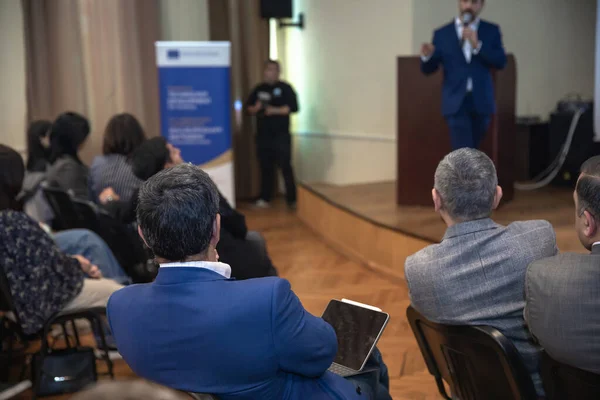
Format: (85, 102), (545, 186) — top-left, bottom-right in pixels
(32, 346), (97, 396)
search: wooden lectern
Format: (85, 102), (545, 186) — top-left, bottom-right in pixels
(396, 55), (517, 206)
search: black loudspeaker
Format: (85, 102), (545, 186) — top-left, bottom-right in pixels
(260, 0), (293, 19)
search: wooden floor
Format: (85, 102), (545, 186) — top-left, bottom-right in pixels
(308, 181), (585, 253)
(15, 201), (441, 399)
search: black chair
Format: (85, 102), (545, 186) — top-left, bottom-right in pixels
(0, 266), (113, 399)
(541, 351), (600, 399)
(406, 306), (537, 400)
(41, 184), (85, 231)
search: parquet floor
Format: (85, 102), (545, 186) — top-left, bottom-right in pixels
(14, 201), (441, 399)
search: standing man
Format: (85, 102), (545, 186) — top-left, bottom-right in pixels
(246, 60), (298, 210)
(421, 0), (506, 149)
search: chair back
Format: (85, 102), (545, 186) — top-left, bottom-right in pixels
(406, 306), (537, 400)
(541, 351), (600, 400)
(41, 184), (84, 230)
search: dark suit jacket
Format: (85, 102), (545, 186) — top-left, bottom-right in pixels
(107, 268), (363, 400)
(421, 19), (507, 116)
(525, 246), (600, 374)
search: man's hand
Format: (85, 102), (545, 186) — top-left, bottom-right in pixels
(463, 28), (479, 48)
(73, 255), (103, 279)
(421, 43), (435, 58)
(265, 105), (290, 116)
(99, 187), (120, 205)
(248, 100), (263, 115)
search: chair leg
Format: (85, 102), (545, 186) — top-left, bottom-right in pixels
(61, 322), (71, 349)
(435, 377), (452, 400)
(71, 320), (81, 347)
(92, 316), (114, 379)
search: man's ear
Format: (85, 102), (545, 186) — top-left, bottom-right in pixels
(432, 188), (443, 212)
(584, 210), (598, 238)
(210, 214), (221, 248)
(492, 186), (503, 210)
(137, 225), (150, 248)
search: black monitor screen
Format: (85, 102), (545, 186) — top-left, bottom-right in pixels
(322, 300), (388, 370)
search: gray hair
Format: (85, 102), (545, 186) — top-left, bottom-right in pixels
(71, 381), (187, 400)
(434, 148), (498, 221)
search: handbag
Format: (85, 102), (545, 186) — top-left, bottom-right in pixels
(31, 346), (97, 396)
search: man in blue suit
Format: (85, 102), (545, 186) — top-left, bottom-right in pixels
(421, 0), (506, 149)
(107, 164), (391, 400)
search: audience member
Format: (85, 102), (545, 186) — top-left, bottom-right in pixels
(404, 148), (557, 396)
(525, 155), (600, 374)
(0, 145), (125, 336)
(107, 164), (391, 400)
(46, 112), (91, 199)
(101, 137), (277, 280)
(71, 381), (186, 400)
(89, 113), (146, 203)
(20, 120), (54, 223)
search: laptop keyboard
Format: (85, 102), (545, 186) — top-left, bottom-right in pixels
(328, 363), (359, 377)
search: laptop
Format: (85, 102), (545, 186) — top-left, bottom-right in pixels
(322, 299), (390, 377)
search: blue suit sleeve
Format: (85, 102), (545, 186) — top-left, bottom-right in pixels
(271, 279), (337, 377)
(476, 25), (507, 70)
(421, 31), (442, 75)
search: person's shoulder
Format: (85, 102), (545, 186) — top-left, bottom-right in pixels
(507, 219), (554, 236)
(480, 19), (501, 32)
(107, 283), (144, 309)
(434, 21), (455, 35)
(278, 81), (296, 91)
(0, 210), (33, 225)
(405, 243), (445, 273)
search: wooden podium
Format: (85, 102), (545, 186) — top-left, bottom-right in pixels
(396, 55), (517, 206)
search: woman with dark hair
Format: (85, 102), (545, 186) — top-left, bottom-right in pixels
(89, 113), (146, 203)
(0, 144), (126, 336)
(46, 112), (91, 199)
(20, 120), (54, 223)
(26, 119), (52, 172)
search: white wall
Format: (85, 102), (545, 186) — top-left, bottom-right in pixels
(413, 0), (597, 118)
(159, 0), (210, 41)
(0, 0), (27, 155)
(282, 0), (414, 185)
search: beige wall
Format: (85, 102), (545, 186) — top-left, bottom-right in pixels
(282, 0), (414, 185)
(413, 0), (597, 117)
(281, 0), (597, 186)
(159, 0), (210, 41)
(0, 0), (27, 155)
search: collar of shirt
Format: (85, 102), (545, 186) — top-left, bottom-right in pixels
(159, 261), (232, 279)
(593, 242), (600, 248)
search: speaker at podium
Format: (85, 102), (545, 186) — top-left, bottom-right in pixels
(396, 55), (517, 206)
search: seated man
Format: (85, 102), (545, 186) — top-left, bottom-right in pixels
(405, 148), (557, 396)
(525, 155), (600, 374)
(100, 137), (277, 279)
(107, 164), (391, 400)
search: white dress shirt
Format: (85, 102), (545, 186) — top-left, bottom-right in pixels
(160, 261), (232, 278)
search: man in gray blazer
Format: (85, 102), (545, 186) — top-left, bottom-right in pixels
(405, 148), (557, 396)
(525, 155), (600, 375)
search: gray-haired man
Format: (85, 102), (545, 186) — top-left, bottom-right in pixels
(405, 148), (557, 396)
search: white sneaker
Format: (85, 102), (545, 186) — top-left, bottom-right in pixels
(254, 199), (271, 209)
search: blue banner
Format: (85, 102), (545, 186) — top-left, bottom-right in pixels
(155, 42), (234, 204)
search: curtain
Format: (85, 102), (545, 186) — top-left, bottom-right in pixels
(209, 0), (270, 200)
(22, 0), (160, 163)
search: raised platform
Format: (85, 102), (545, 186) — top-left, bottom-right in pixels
(297, 181), (583, 279)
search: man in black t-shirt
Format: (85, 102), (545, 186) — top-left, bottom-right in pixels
(246, 60), (299, 209)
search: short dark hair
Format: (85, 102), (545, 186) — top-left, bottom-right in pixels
(576, 156), (600, 220)
(265, 59), (280, 69)
(48, 112), (90, 164)
(0, 145), (25, 211)
(137, 163), (220, 261)
(131, 137), (170, 181)
(102, 113), (146, 156)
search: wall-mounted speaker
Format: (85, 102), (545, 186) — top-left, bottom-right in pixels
(260, 0), (293, 19)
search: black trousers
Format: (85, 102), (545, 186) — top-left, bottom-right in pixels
(256, 133), (297, 204)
